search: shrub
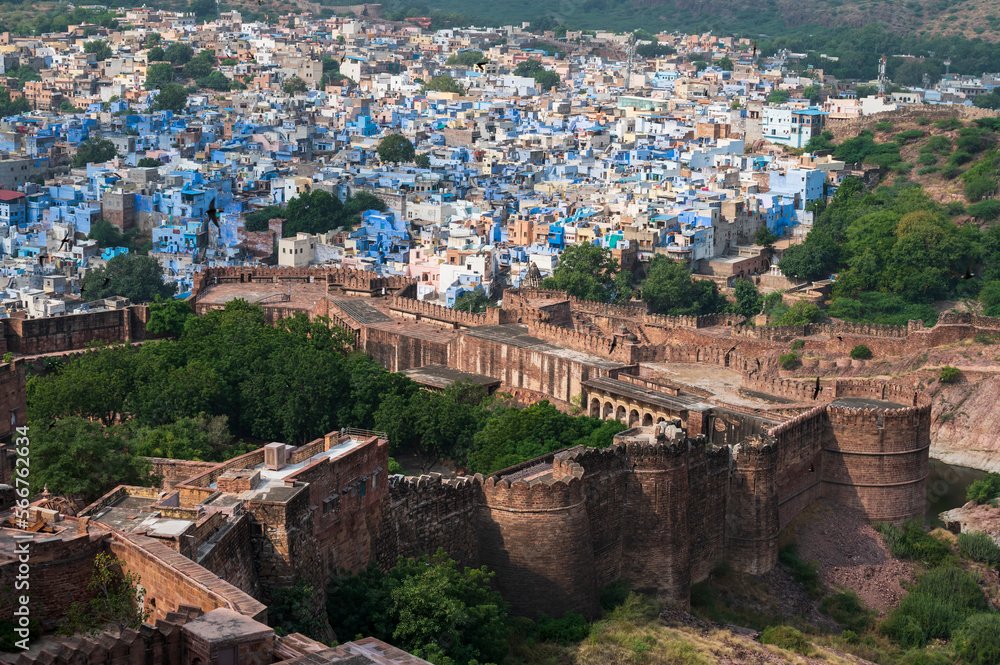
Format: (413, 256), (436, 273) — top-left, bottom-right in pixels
(935, 117), (964, 130)
(779, 544), (821, 597)
(895, 129), (926, 143)
(918, 166), (940, 175)
(918, 151), (938, 165)
(940, 365), (961, 383)
(535, 611), (589, 644)
(761, 626), (812, 655)
(942, 165), (964, 179)
(957, 531), (1000, 566)
(967, 473), (1000, 504)
(964, 175), (998, 202)
(840, 629), (859, 644)
(917, 116), (931, 126)
(821, 591), (874, 633)
(926, 135), (953, 153)
(876, 521), (952, 566)
(791, 339), (805, 350)
(874, 121), (895, 132)
(950, 150), (974, 166)
(880, 611), (927, 647)
(778, 352), (800, 370)
(901, 651), (952, 665)
(953, 613), (1000, 665)
(850, 344), (872, 360)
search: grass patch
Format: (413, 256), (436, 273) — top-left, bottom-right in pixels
(761, 625), (813, 655)
(779, 544), (822, 597)
(821, 590), (875, 633)
(957, 531), (1000, 566)
(876, 521), (953, 567)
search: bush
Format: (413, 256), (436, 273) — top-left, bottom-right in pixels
(761, 626), (812, 655)
(917, 166), (940, 175)
(895, 129), (926, 143)
(967, 473), (1000, 504)
(876, 521), (952, 567)
(534, 612), (589, 644)
(779, 544), (821, 597)
(950, 151), (974, 166)
(942, 165), (964, 179)
(778, 352), (800, 370)
(935, 117), (964, 130)
(953, 613), (1000, 665)
(880, 611), (927, 647)
(965, 175), (998, 202)
(881, 566), (985, 647)
(901, 651), (952, 665)
(957, 531), (1000, 566)
(918, 151), (938, 165)
(850, 344), (872, 360)
(940, 365), (961, 383)
(791, 339), (805, 350)
(821, 591), (873, 633)
(917, 116), (931, 126)
(874, 121), (895, 132)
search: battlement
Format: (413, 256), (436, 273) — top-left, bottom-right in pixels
(766, 403), (828, 438)
(743, 372), (825, 402)
(526, 319), (619, 357)
(938, 311), (1000, 330)
(388, 296), (511, 327)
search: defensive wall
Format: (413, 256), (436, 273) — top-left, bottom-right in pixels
(826, 105), (1000, 141)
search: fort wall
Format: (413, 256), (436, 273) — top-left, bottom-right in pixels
(826, 106), (999, 141)
(197, 512), (262, 599)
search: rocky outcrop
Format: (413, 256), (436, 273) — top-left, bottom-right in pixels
(941, 501), (1000, 539)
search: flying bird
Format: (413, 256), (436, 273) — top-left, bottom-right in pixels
(57, 232), (72, 251)
(949, 255), (976, 280)
(836, 335), (843, 342)
(812, 376), (821, 400)
(207, 198), (220, 229)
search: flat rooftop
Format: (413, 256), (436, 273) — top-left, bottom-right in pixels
(89, 496), (195, 537)
(466, 324), (626, 370)
(584, 376), (709, 411)
(209, 436), (368, 501)
(401, 364), (501, 390)
(194, 280), (328, 312)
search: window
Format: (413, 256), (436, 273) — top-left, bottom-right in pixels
(359, 479), (366, 498)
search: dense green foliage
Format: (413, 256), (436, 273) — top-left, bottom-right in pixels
(88, 219), (141, 251)
(150, 83), (189, 113)
(146, 63), (178, 91)
(939, 365), (962, 383)
(778, 544), (821, 597)
(880, 567), (987, 648)
(779, 178), (986, 319)
(761, 626), (812, 655)
(84, 39), (112, 61)
(540, 243), (634, 304)
(446, 50), (484, 67)
(283, 75), (308, 94)
(876, 521), (952, 567)
(72, 137), (119, 167)
(327, 549), (509, 665)
(849, 344), (872, 360)
(422, 75), (465, 95)
(0, 86), (30, 117)
(146, 295), (195, 336)
(820, 591), (874, 634)
(957, 531), (1000, 567)
(80, 252), (175, 303)
(641, 256), (727, 316)
(453, 287), (491, 313)
(731, 278), (763, 320)
(163, 42), (194, 65)
(28, 301), (626, 503)
(244, 190), (386, 236)
(967, 472), (1000, 504)
(268, 581), (329, 640)
(513, 59), (561, 90)
(377, 134), (416, 163)
(953, 613), (1000, 665)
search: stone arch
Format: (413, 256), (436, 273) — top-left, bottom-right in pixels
(590, 398), (601, 418)
(629, 409), (639, 426)
(656, 417), (666, 424)
(603, 401), (614, 419)
(616, 405), (627, 422)
(642, 413), (653, 426)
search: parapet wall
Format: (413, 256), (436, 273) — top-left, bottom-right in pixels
(388, 296), (514, 327)
(827, 105), (1000, 141)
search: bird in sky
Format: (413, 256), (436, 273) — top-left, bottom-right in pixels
(812, 376), (821, 400)
(57, 232), (72, 251)
(207, 198), (220, 229)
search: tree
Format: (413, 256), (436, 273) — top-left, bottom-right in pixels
(454, 287), (490, 313)
(183, 50), (215, 79)
(198, 71), (232, 91)
(150, 83), (188, 113)
(327, 549), (510, 665)
(0, 86), (30, 117)
(541, 243), (633, 304)
(144, 62), (175, 89)
(283, 75), (308, 94)
(772, 301), (825, 325)
(755, 226), (780, 249)
(953, 613), (1000, 665)
(446, 50), (484, 67)
(189, 0), (217, 17)
(81, 252), (176, 303)
(62, 553), (152, 637)
(72, 137), (118, 167)
(768, 89), (790, 104)
(415, 153), (431, 168)
(88, 219), (139, 249)
(716, 56), (734, 70)
(534, 69), (560, 91)
(641, 256), (726, 316)
(514, 58), (560, 90)
(147, 46), (166, 61)
(803, 84), (822, 103)
(10, 65), (40, 90)
(731, 278), (763, 320)
(144, 32), (161, 47)
(29, 418), (156, 501)
(377, 134), (416, 164)
(147, 295), (194, 336)
(163, 42), (194, 65)
(137, 157), (162, 168)
(84, 40), (112, 61)
(269, 581), (327, 640)
(422, 75), (464, 95)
